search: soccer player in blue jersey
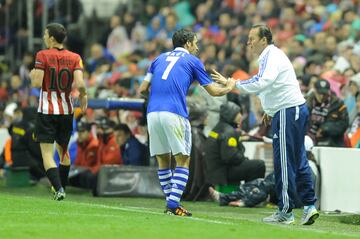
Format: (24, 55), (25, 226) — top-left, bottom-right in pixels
(139, 28), (234, 216)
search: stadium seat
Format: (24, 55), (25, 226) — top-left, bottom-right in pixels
(5, 166), (30, 187)
(215, 184), (238, 194)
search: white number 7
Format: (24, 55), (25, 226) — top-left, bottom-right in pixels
(162, 56), (180, 80)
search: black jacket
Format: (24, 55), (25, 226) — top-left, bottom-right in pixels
(9, 120), (41, 167)
(204, 102), (248, 185)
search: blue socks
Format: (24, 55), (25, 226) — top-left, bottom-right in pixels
(158, 169), (172, 200)
(167, 167), (189, 209)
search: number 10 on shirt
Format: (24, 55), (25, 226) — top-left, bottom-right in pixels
(162, 56), (180, 80)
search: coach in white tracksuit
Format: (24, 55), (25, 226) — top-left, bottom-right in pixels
(211, 24), (319, 225)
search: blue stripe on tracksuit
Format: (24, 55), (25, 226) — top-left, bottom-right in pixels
(238, 51), (270, 86)
(272, 103), (316, 213)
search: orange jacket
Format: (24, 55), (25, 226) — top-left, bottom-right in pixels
(75, 134), (99, 174)
(4, 138), (12, 166)
(94, 133), (122, 173)
(350, 128), (360, 148)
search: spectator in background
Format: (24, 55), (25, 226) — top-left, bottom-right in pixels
(303, 60), (321, 76)
(344, 75), (360, 123)
(228, 93), (257, 133)
(107, 15), (133, 58)
(5, 106), (45, 182)
(306, 79), (349, 147)
(348, 92), (360, 148)
(95, 117), (122, 172)
(146, 15), (164, 41)
(122, 110), (141, 134)
(18, 52), (34, 89)
(141, 1), (159, 25)
(114, 123), (147, 166)
(324, 35), (338, 58)
(56, 0), (83, 27)
(299, 74), (318, 96)
(172, 0), (195, 27)
(209, 173), (276, 208)
(0, 80), (9, 108)
(158, 12), (180, 47)
(86, 43), (114, 74)
(204, 101), (265, 186)
(9, 74), (27, 104)
(69, 120), (99, 190)
(114, 78), (131, 97)
(122, 11), (137, 39)
(131, 22), (147, 52)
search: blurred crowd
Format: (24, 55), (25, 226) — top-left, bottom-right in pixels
(1, 0), (360, 190)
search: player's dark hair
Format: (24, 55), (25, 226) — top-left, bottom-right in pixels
(46, 23), (67, 44)
(251, 24), (273, 44)
(172, 28), (196, 49)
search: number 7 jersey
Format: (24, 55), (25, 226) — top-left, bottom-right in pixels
(146, 47), (212, 119)
(34, 48), (83, 115)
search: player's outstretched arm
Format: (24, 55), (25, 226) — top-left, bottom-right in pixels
(74, 69), (87, 113)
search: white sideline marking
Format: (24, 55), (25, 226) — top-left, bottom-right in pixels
(16, 196), (233, 226)
(72, 201), (234, 225)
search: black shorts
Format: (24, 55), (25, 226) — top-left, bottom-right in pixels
(35, 113), (73, 146)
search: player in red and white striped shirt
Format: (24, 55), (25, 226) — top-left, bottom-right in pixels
(30, 23), (87, 200)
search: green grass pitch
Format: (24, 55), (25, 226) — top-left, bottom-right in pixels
(0, 184), (359, 239)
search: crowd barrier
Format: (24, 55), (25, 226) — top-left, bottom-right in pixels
(312, 147), (360, 213)
(80, 98), (145, 111)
